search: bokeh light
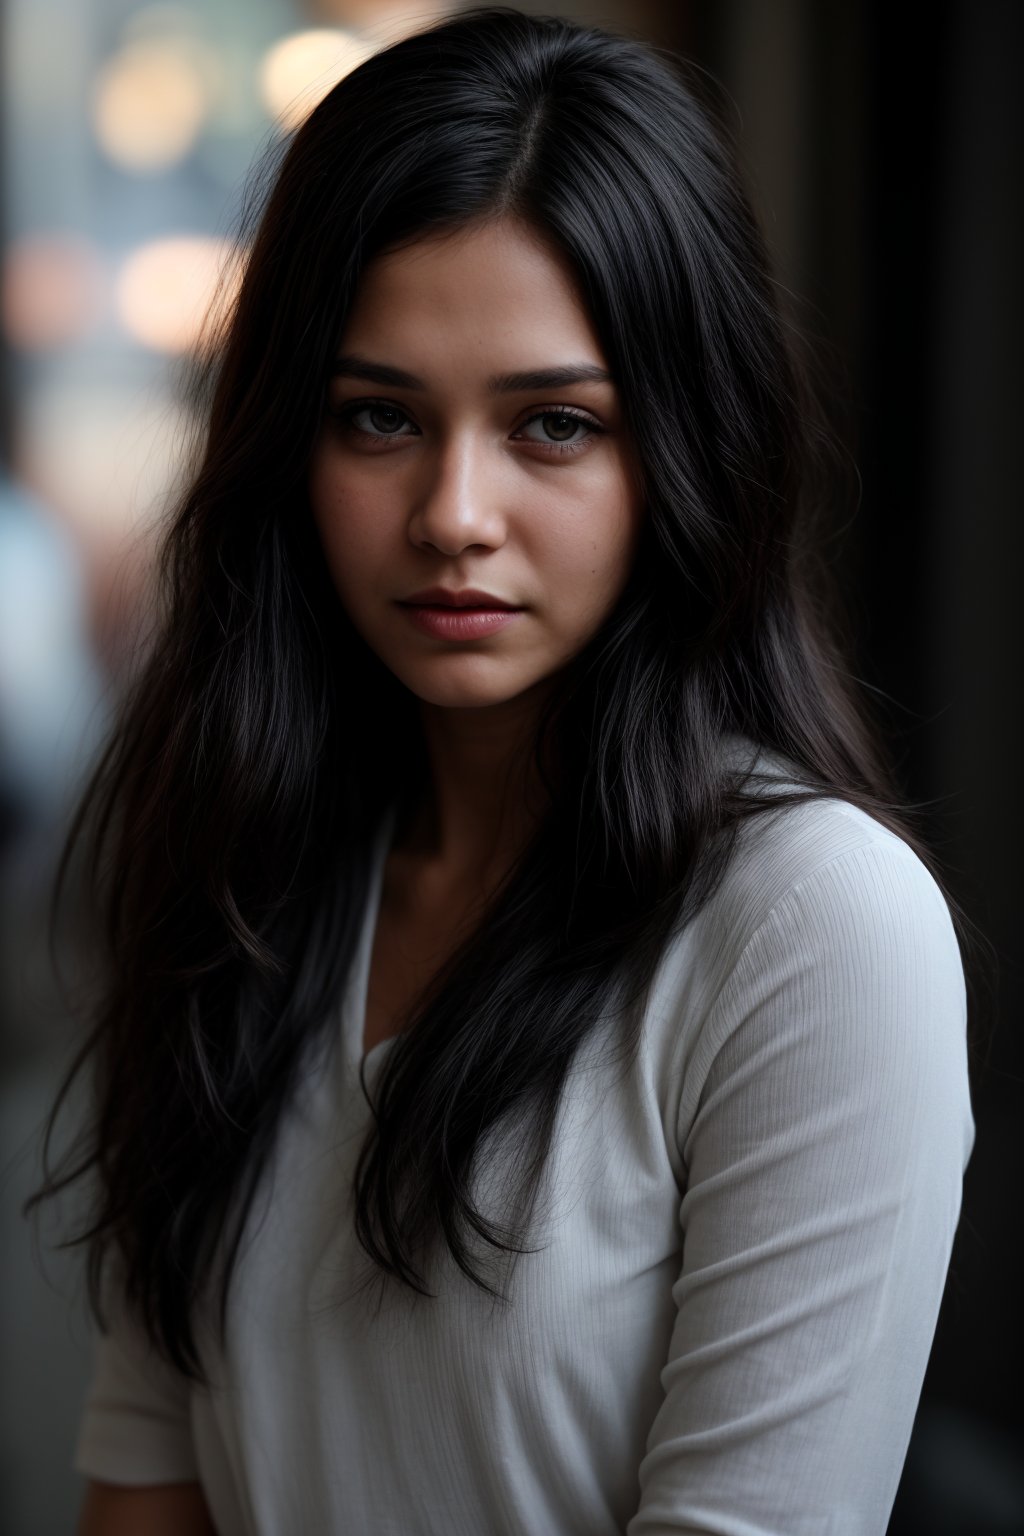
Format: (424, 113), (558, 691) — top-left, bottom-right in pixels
(317, 0), (452, 32)
(115, 235), (241, 354)
(1, 235), (106, 351)
(91, 37), (211, 172)
(258, 29), (375, 131)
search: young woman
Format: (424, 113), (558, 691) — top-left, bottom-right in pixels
(32, 7), (975, 1533)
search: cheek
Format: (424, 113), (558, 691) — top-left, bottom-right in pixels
(309, 457), (390, 588)
(538, 490), (641, 612)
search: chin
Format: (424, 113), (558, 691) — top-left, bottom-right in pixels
(390, 659), (547, 711)
(402, 680), (534, 711)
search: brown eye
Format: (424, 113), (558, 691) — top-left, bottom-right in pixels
(517, 408), (604, 454)
(364, 404), (405, 434)
(338, 401), (416, 438)
(545, 413), (582, 440)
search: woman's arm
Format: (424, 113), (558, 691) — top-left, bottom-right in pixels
(629, 838), (974, 1534)
(77, 1478), (217, 1536)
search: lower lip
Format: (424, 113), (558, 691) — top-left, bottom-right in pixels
(399, 604), (524, 640)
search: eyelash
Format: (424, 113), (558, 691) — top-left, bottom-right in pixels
(329, 398), (605, 457)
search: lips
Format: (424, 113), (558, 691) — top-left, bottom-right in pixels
(399, 586), (520, 610)
(396, 585), (526, 641)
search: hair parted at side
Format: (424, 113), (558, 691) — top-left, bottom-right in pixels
(25, 4), (985, 1382)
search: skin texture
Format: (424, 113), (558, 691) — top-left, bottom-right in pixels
(308, 216), (645, 886)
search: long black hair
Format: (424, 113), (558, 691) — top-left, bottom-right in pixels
(26, 5), (986, 1381)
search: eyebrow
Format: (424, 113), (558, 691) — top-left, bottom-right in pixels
(330, 353), (614, 394)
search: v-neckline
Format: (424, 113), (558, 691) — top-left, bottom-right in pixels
(347, 800), (401, 1071)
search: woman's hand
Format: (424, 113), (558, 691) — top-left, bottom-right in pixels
(76, 1478), (218, 1535)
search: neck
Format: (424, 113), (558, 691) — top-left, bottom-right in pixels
(397, 684), (554, 887)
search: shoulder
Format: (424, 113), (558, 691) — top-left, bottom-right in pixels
(650, 738), (969, 1135)
(697, 733), (959, 980)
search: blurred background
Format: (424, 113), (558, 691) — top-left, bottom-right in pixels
(0, 0), (1020, 1531)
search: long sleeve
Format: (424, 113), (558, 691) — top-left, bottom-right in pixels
(73, 1291), (199, 1486)
(628, 840), (975, 1536)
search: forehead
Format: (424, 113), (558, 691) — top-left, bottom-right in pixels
(340, 218), (606, 363)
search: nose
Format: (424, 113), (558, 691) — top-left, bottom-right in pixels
(407, 431), (508, 556)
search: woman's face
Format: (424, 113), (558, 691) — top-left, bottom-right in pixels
(308, 217), (644, 712)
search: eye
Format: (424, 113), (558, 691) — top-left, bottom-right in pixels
(328, 398), (605, 456)
(515, 409), (604, 456)
(333, 400), (418, 440)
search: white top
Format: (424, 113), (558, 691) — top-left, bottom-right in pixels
(73, 746), (975, 1535)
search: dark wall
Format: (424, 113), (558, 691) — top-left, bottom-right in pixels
(684, 1), (1023, 1528)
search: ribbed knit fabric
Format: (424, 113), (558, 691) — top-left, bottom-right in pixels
(72, 743), (974, 1535)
